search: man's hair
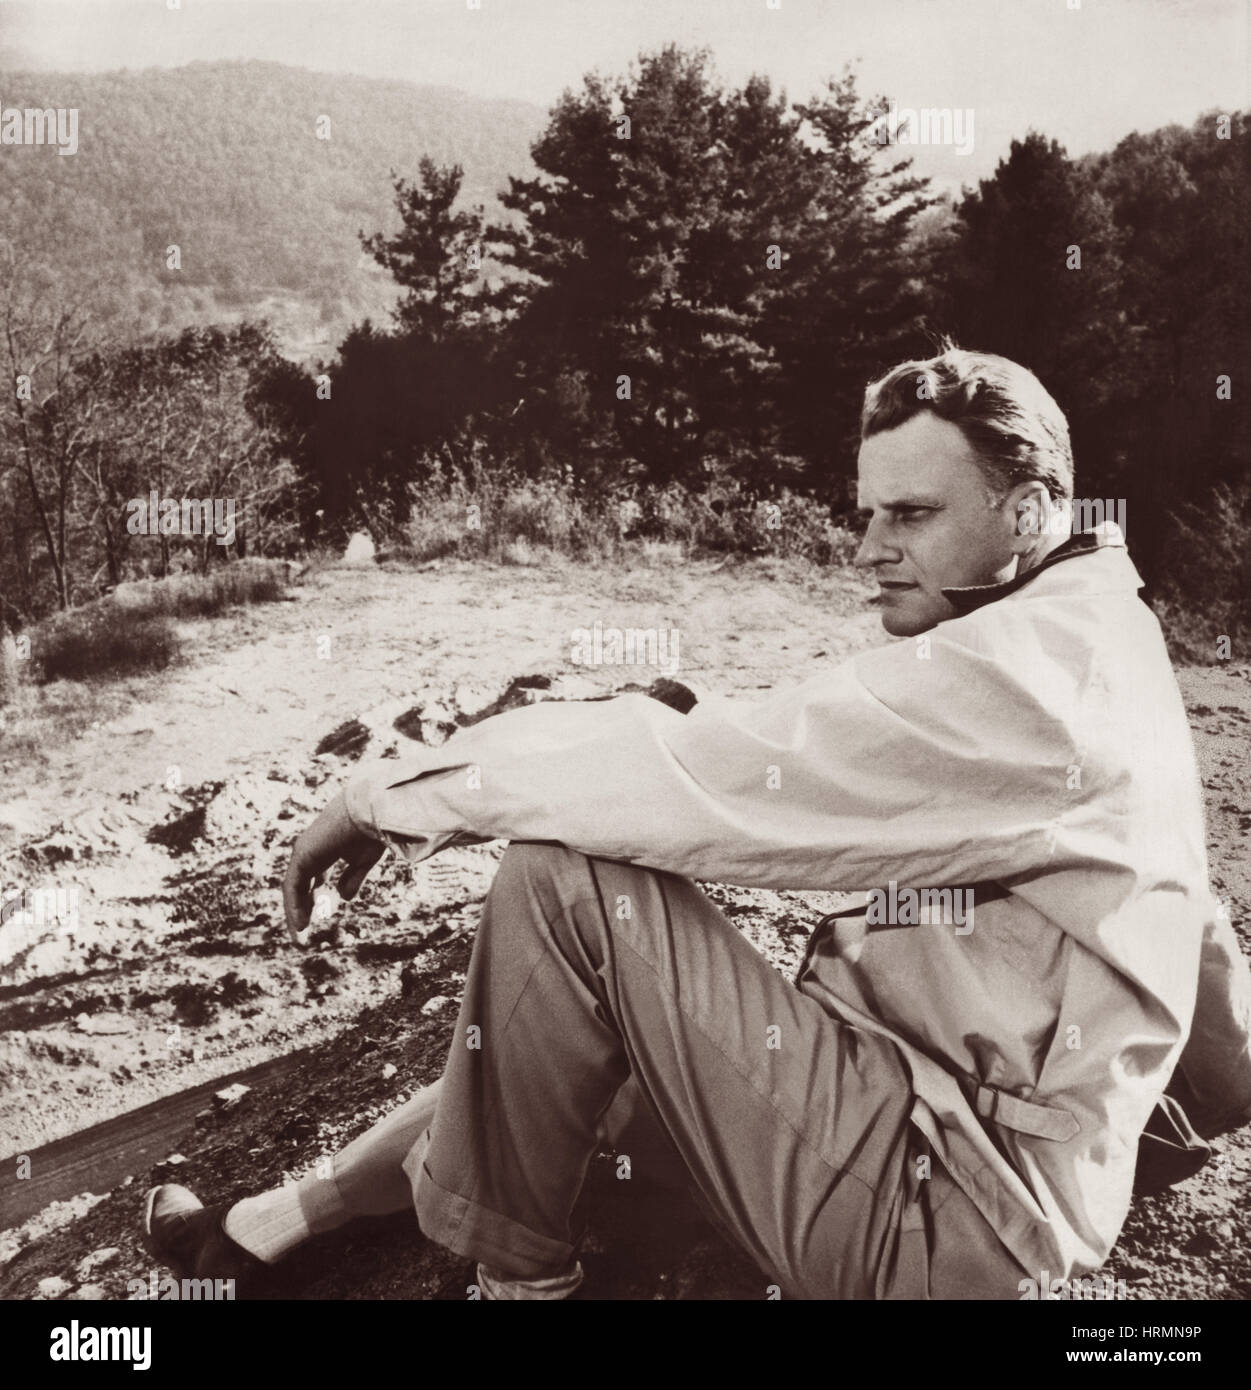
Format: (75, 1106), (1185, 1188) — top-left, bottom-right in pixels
(860, 342), (1074, 502)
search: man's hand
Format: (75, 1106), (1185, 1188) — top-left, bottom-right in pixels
(282, 790), (386, 944)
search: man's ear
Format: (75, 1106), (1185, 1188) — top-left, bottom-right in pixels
(1003, 481), (1057, 553)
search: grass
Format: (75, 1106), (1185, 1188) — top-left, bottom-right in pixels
(1154, 483), (1251, 666)
(1, 560), (290, 696)
(30, 604), (180, 684)
(398, 471), (861, 569)
(111, 558), (288, 620)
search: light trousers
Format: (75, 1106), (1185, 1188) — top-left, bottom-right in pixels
(333, 842), (1027, 1299)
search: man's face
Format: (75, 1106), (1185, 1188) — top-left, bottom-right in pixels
(855, 412), (1019, 636)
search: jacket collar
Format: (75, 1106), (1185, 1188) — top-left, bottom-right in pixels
(941, 525), (1129, 616)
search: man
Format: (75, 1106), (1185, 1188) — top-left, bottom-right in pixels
(146, 346), (1251, 1300)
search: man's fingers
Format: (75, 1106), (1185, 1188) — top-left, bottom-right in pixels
(283, 843), (382, 944)
(280, 792), (385, 944)
(338, 842), (385, 900)
(283, 850), (319, 945)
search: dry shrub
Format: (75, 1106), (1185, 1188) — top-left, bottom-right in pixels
(31, 603), (180, 683)
(1155, 483), (1251, 665)
(403, 468), (857, 570)
(113, 559), (287, 619)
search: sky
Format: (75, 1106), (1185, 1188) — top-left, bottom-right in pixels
(0, 0), (1246, 188)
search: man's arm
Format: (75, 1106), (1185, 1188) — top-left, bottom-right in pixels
(328, 636), (1071, 892)
(281, 679), (700, 939)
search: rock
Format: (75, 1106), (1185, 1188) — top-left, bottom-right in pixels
(74, 1284), (108, 1300)
(26, 831), (89, 864)
(218, 971), (263, 1006)
(454, 674), (553, 729)
(76, 1248), (120, 1280)
(170, 981), (217, 1026)
(278, 1113), (316, 1142)
(147, 802), (209, 856)
(36, 1276), (72, 1299)
(644, 677), (698, 713)
(452, 681), (505, 724)
(301, 956), (340, 986)
(213, 1083), (251, 1112)
(393, 702), (458, 746)
(382, 1062), (398, 1080)
(1184, 1220), (1235, 1256)
(343, 531), (376, 566)
(421, 994), (452, 1016)
(75, 1012), (134, 1036)
(314, 719), (370, 760)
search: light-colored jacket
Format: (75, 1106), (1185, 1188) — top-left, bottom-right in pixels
(344, 532), (1251, 1279)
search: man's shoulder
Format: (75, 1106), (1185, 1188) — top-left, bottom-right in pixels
(847, 587), (1163, 739)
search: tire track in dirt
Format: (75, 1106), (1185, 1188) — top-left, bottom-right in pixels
(0, 1048), (311, 1229)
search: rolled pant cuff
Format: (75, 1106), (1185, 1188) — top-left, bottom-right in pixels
(414, 1163), (578, 1278)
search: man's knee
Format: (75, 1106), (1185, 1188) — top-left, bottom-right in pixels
(486, 843), (691, 973)
(492, 840), (590, 898)
(480, 843), (606, 945)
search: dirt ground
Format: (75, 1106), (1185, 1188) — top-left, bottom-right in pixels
(1, 554), (1248, 1300)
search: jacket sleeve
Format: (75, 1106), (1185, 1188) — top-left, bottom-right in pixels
(342, 637), (1074, 891)
(1175, 901), (1251, 1137)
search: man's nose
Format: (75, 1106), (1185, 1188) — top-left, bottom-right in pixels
(854, 518), (899, 570)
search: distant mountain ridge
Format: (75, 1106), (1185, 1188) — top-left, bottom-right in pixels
(0, 60), (545, 357)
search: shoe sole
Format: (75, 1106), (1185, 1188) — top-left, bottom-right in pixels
(143, 1185), (160, 1240)
(142, 1185), (194, 1275)
(141, 1186), (171, 1270)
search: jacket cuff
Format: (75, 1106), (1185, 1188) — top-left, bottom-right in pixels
(343, 764), (385, 839)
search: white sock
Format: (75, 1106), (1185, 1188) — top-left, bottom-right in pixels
(476, 1260), (585, 1301)
(223, 1171), (348, 1265)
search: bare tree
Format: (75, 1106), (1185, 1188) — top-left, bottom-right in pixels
(0, 241), (106, 611)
